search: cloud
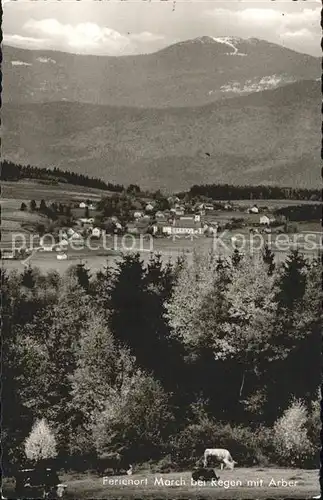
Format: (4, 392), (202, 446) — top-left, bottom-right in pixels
(24, 19), (133, 54)
(12, 18), (166, 55)
(129, 31), (165, 43)
(284, 28), (316, 40)
(202, 7), (320, 55)
(4, 33), (49, 50)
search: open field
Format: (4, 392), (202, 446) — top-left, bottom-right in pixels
(2, 236), (321, 274)
(2, 226), (322, 274)
(1, 180), (112, 204)
(2, 468), (320, 499)
(2, 184), (321, 273)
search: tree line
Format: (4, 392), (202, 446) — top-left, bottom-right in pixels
(2, 247), (321, 475)
(1, 160), (124, 193)
(2, 160), (320, 203)
(187, 184), (321, 201)
(274, 204), (322, 222)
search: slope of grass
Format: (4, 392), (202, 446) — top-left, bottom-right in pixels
(1, 181), (111, 203)
(2, 468), (319, 499)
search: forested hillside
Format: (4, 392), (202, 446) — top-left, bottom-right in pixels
(3, 250), (321, 472)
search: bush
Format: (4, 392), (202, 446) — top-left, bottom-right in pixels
(151, 454), (181, 473)
(273, 399), (314, 467)
(307, 392), (321, 456)
(170, 419), (272, 468)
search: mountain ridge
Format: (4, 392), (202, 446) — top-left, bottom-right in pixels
(4, 36), (320, 108)
(3, 79), (320, 190)
(4, 34), (319, 58)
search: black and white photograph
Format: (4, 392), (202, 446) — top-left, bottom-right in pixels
(1, 0), (322, 498)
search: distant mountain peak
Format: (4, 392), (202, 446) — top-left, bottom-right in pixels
(173, 36), (249, 55)
(210, 36), (244, 55)
(176, 36), (217, 45)
(178, 35), (244, 45)
(194, 36), (217, 44)
(212, 36), (244, 44)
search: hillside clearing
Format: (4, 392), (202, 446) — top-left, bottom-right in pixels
(1, 181), (113, 203)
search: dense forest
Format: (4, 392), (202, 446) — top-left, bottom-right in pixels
(1, 160), (124, 192)
(2, 160), (321, 201)
(187, 184), (321, 201)
(274, 204), (322, 222)
(2, 249), (321, 475)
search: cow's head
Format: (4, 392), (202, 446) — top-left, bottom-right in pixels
(56, 484), (67, 498)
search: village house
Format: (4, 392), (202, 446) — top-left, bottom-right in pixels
(167, 195), (180, 206)
(260, 214), (275, 225)
(40, 245), (54, 252)
(91, 227), (101, 238)
(155, 211), (166, 220)
(206, 224), (218, 235)
(2, 250), (15, 259)
(145, 202), (155, 212)
(78, 201), (95, 209)
(200, 203), (214, 211)
(69, 231), (83, 241)
(180, 214), (201, 223)
(78, 217), (95, 226)
(57, 252), (68, 260)
(114, 221), (123, 232)
(249, 205), (259, 214)
(133, 211), (144, 219)
(153, 217), (204, 236)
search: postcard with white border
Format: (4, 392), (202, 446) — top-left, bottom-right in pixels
(2, 0), (322, 498)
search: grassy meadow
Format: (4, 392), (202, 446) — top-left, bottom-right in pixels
(2, 468), (319, 499)
(1, 180), (110, 203)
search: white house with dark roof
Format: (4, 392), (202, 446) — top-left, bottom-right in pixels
(145, 203), (155, 212)
(91, 227), (101, 238)
(249, 205), (259, 214)
(260, 214), (275, 225)
(153, 218), (204, 236)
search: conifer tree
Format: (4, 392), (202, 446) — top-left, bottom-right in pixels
(262, 243), (275, 276)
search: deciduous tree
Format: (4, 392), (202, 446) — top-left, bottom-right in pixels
(25, 418), (57, 462)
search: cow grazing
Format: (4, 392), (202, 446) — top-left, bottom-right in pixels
(203, 449), (237, 470)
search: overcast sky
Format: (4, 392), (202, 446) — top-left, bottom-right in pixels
(3, 1), (321, 57)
